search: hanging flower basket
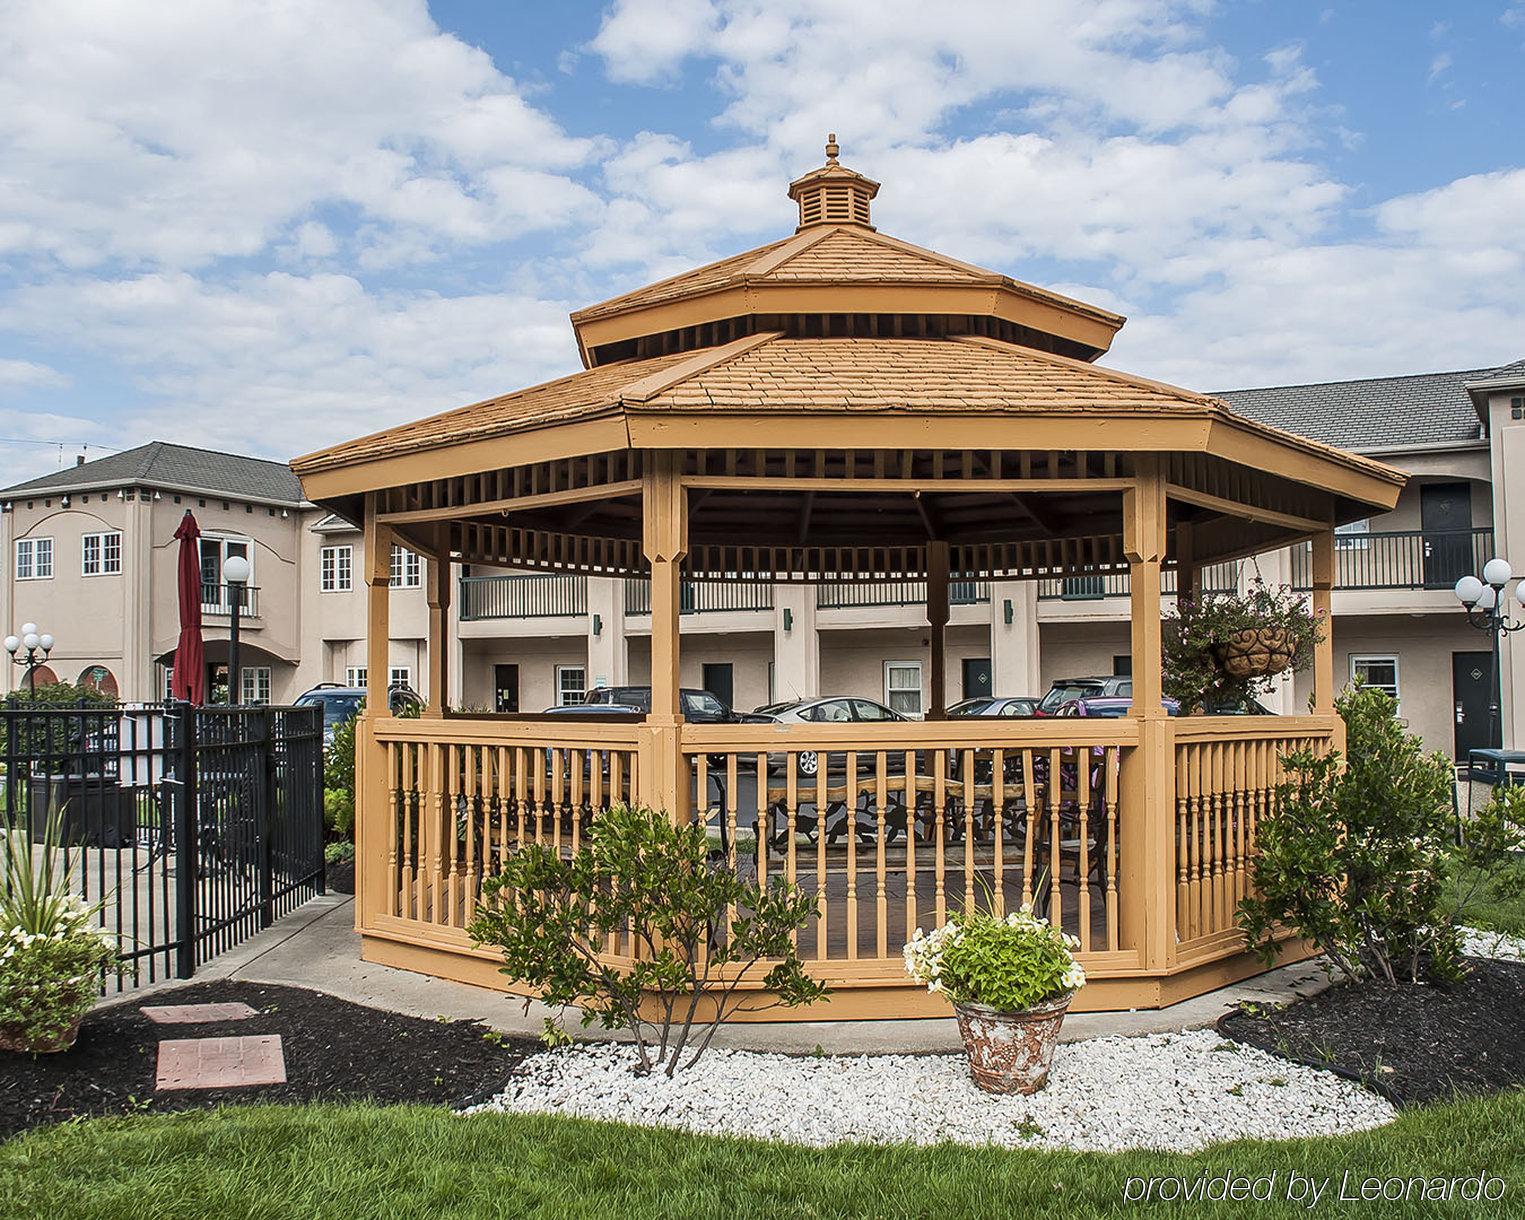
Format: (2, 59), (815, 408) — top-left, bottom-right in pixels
(1215, 626), (1297, 679)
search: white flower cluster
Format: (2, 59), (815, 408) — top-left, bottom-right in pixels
(902, 905), (1087, 996)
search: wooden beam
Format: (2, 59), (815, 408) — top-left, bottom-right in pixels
(681, 475), (1133, 494)
(378, 478), (643, 525)
(926, 540), (950, 720)
(1311, 528), (1336, 715)
(1166, 483), (1325, 534)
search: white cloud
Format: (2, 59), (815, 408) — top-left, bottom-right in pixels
(0, 272), (580, 461)
(0, 0), (601, 271)
(0, 358), (69, 392)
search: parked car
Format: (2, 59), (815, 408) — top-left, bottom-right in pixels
(580, 686), (756, 723)
(295, 683), (423, 743)
(1035, 676), (1132, 716)
(948, 695), (1039, 718)
(1055, 695), (1181, 718)
(751, 696), (906, 726)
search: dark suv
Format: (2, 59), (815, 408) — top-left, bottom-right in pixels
(569, 686), (748, 723)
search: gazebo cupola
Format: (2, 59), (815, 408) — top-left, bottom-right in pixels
(567, 136), (1127, 369)
(788, 133), (879, 228)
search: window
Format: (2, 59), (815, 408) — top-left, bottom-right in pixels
(15, 537), (52, 580)
(556, 664), (586, 706)
(388, 666), (412, 691)
(1351, 655), (1399, 703)
(884, 662), (923, 718)
(390, 545), (421, 588)
(241, 666), (272, 705)
(851, 699), (896, 721)
(82, 531), (122, 576)
(200, 536), (251, 608)
(345, 666), (367, 687)
(320, 545), (353, 592)
(161, 666), (175, 699)
(1336, 519), (1371, 550)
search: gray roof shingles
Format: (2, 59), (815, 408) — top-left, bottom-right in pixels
(1215, 367), (1498, 451)
(1, 441), (305, 503)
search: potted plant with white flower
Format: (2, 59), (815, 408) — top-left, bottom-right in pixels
(904, 905), (1085, 1094)
(1, 806), (116, 1054)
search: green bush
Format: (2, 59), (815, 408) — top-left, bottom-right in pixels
(1239, 684), (1472, 985)
(903, 905), (1085, 1010)
(0, 682), (117, 758)
(469, 803), (826, 1076)
(323, 715), (357, 841)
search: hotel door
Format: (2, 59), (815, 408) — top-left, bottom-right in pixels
(493, 664), (519, 714)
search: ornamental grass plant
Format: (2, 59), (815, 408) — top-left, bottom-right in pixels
(1, 803), (115, 1052)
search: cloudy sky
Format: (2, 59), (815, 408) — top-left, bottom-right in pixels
(0, 0), (1521, 481)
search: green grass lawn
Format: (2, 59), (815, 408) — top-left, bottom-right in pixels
(3, 1092), (1522, 1219)
(1447, 856), (1525, 938)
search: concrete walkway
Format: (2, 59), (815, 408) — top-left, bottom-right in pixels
(105, 894), (1332, 1054)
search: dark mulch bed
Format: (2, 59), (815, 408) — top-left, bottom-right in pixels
(326, 854), (355, 894)
(0, 981), (535, 1139)
(1220, 956), (1525, 1107)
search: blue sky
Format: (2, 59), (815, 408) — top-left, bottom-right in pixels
(0, 0), (1521, 483)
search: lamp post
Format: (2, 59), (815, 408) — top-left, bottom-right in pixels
(4, 622), (55, 699)
(223, 555), (251, 705)
(1454, 558), (1525, 751)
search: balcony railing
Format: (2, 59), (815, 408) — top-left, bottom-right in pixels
(1289, 528), (1494, 592)
(1037, 562), (1239, 602)
(459, 573), (588, 621)
(201, 581), (260, 617)
(817, 579), (990, 609)
(624, 579), (775, 616)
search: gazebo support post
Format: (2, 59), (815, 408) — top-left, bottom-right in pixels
(1120, 458), (1174, 971)
(641, 451), (689, 818)
(425, 525), (451, 717)
(1310, 527), (1340, 746)
(926, 540), (950, 719)
(358, 494), (394, 931)
(1175, 520), (1198, 605)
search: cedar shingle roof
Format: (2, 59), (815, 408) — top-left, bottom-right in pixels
(2, 441), (305, 503)
(1215, 367), (1497, 451)
(570, 225), (1112, 324)
(293, 333), (1393, 486)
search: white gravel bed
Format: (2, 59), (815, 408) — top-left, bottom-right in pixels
(467, 1028), (1394, 1153)
(1461, 925), (1525, 962)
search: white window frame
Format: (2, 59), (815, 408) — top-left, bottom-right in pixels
(1335, 518), (1371, 550)
(320, 544), (353, 592)
(1350, 654), (1400, 705)
(556, 664), (587, 706)
(162, 666), (175, 700)
(16, 537), (53, 580)
(81, 530), (123, 576)
(241, 665), (272, 705)
(390, 545), (421, 589)
(884, 661), (924, 719)
(388, 666), (412, 690)
(346, 665), (367, 687)
(200, 535), (253, 610)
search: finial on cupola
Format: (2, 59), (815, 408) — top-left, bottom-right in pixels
(787, 133), (880, 231)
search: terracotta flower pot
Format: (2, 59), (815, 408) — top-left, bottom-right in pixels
(952, 992), (1073, 1094)
(1216, 627), (1296, 679)
(0, 1015), (84, 1055)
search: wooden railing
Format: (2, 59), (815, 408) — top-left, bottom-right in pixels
(459, 572), (588, 620)
(370, 717), (641, 931)
(356, 713), (1339, 1010)
(1171, 717), (1337, 962)
(679, 720), (1136, 970)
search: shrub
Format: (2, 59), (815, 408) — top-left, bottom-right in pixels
(323, 715), (357, 840)
(1239, 684), (1469, 985)
(1, 804), (116, 1051)
(903, 906), (1085, 1010)
(469, 803), (826, 1076)
(1163, 578), (1322, 713)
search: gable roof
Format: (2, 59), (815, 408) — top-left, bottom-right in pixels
(1, 441), (306, 504)
(1215, 367), (1496, 452)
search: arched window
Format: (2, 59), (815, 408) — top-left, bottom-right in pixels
(28, 664), (58, 687)
(78, 665), (119, 698)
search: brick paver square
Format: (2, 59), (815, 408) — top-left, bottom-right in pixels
(141, 1002), (260, 1025)
(156, 1035), (287, 1090)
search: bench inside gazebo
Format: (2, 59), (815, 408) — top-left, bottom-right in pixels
(292, 140), (1404, 1017)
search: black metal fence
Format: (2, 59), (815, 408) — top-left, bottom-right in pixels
(1, 700), (324, 991)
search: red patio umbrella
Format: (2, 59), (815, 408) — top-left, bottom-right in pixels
(170, 510), (206, 704)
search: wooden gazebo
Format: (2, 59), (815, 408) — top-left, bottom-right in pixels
(292, 139), (1404, 1016)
